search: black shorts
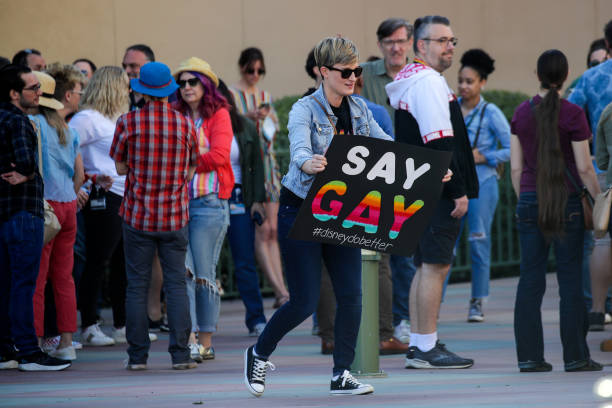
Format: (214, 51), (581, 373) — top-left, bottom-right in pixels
(414, 197), (461, 266)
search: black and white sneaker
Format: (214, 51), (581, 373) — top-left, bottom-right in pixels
(405, 341), (473, 369)
(244, 345), (275, 397)
(330, 370), (374, 395)
(18, 350), (71, 371)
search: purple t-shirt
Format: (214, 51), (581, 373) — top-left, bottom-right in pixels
(511, 95), (590, 193)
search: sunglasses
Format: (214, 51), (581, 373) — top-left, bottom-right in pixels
(325, 66), (363, 79)
(177, 78), (200, 89)
(246, 68), (266, 75)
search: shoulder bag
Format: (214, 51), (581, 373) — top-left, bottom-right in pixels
(31, 118), (61, 245)
(593, 187), (612, 238)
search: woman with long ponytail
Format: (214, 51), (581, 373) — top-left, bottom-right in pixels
(510, 49), (602, 372)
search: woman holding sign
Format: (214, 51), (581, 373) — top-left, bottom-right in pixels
(243, 36), (392, 396)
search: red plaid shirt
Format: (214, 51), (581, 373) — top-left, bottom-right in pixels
(110, 101), (198, 231)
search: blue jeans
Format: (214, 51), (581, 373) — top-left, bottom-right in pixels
(390, 255), (416, 326)
(122, 223), (191, 364)
(466, 176), (499, 298)
(185, 194), (229, 333)
(255, 204), (362, 375)
(0, 211), (45, 357)
(227, 209), (266, 331)
(514, 192), (590, 368)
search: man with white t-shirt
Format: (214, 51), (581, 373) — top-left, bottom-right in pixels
(386, 15), (478, 369)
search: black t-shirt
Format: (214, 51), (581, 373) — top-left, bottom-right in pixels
(330, 97), (353, 135)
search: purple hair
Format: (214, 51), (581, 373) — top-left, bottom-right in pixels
(172, 71), (230, 120)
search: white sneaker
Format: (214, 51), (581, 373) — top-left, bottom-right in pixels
(72, 340), (83, 350)
(394, 320), (410, 344)
(49, 345), (77, 361)
(606, 313), (612, 324)
(82, 324), (115, 346)
(112, 327), (127, 344)
(189, 343), (204, 363)
(41, 336), (60, 353)
(113, 326), (157, 344)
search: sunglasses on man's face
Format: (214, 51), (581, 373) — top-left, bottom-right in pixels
(246, 68), (266, 75)
(325, 66), (363, 79)
(177, 78), (200, 89)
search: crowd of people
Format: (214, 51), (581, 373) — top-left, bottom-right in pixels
(1, 13), (612, 397)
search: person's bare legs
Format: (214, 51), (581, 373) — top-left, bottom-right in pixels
(58, 332), (73, 349)
(590, 242), (612, 313)
(255, 202), (289, 302)
(148, 253), (163, 322)
(411, 263), (450, 333)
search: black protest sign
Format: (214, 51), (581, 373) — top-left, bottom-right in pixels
(289, 134), (452, 256)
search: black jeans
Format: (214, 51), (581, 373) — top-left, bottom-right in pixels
(78, 191), (126, 329)
(255, 204), (362, 375)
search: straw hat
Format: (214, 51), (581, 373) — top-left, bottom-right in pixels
(173, 57), (219, 87)
(33, 71), (64, 110)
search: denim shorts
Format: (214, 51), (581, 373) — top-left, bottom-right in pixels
(414, 197), (461, 266)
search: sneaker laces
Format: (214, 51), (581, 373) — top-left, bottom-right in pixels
(340, 370), (361, 388)
(252, 357), (275, 383)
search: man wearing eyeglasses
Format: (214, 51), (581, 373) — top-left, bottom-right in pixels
(386, 15), (478, 369)
(122, 44), (156, 110)
(353, 17), (416, 357)
(361, 18), (413, 127)
(0, 64), (72, 371)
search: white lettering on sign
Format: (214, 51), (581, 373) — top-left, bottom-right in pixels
(341, 146), (369, 175)
(366, 152), (396, 184)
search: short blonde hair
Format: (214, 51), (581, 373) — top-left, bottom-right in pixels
(314, 36), (359, 68)
(79, 66), (129, 120)
(45, 62), (85, 102)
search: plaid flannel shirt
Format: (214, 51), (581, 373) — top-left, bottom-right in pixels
(0, 102), (43, 222)
(110, 101), (198, 231)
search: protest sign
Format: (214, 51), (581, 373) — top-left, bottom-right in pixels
(289, 134), (452, 256)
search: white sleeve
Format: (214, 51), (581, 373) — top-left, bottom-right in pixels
(70, 111), (94, 147)
(406, 75), (453, 144)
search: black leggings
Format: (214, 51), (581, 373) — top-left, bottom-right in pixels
(78, 191), (126, 329)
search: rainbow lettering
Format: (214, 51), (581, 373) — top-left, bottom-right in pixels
(341, 191), (381, 234)
(312, 180), (347, 222)
(389, 196), (424, 239)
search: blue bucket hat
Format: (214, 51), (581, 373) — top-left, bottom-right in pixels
(130, 62), (179, 98)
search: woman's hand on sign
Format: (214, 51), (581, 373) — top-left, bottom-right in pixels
(442, 169), (453, 183)
(302, 154), (327, 174)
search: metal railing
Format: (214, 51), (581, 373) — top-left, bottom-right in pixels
(217, 158), (523, 298)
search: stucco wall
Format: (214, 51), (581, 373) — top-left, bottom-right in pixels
(1, 0), (610, 98)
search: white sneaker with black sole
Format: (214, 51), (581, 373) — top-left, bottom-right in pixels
(244, 345), (275, 397)
(330, 370), (374, 395)
(18, 351), (71, 371)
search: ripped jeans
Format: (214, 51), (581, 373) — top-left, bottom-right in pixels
(465, 175), (499, 299)
(185, 194), (229, 333)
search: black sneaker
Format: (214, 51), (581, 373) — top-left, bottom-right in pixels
(519, 361), (553, 372)
(18, 350), (71, 371)
(405, 341), (473, 369)
(589, 312), (605, 331)
(148, 317), (170, 332)
(0, 347), (18, 370)
(565, 359), (603, 372)
(244, 345), (275, 397)
(330, 370), (374, 395)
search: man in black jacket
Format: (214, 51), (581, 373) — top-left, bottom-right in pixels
(386, 15), (478, 369)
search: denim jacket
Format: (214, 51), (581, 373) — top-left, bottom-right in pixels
(459, 96), (511, 183)
(281, 85), (392, 198)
